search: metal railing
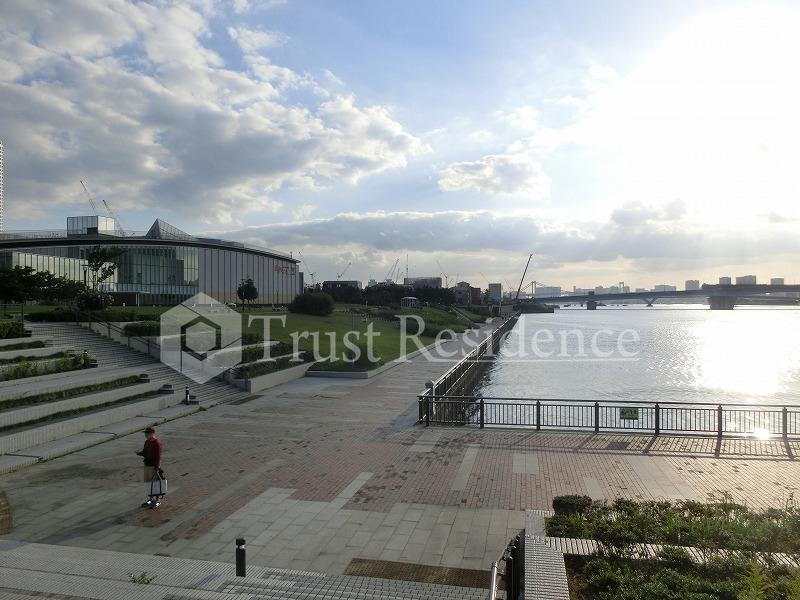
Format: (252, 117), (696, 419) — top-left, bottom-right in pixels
(502, 533), (524, 600)
(418, 315), (519, 423)
(417, 395), (800, 438)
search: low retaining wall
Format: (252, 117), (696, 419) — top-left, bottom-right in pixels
(0, 390), (180, 456)
(306, 338), (451, 380)
(230, 362), (312, 392)
(0, 366), (147, 401)
(0, 336), (51, 349)
(0, 381), (163, 429)
(0, 345), (73, 362)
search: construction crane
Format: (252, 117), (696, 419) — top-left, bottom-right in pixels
(436, 260), (450, 289)
(101, 199), (125, 235)
(79, 180), (126, 234)
(515, 253), (534, 301)
(79, 180), (100, 215)
(336, 262), (351, 280)
(385, 257), (400, 283)
(297, 250), (317, 287)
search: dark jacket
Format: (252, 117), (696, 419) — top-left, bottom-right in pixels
(140, 438), (163, 468)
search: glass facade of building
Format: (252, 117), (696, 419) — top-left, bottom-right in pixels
(0, 218), (301, 305)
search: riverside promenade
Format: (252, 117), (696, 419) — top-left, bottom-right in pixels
(2, 322), (800, 577)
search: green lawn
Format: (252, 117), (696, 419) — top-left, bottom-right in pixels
(242, 309), (441, 367)
(24, 303), (471, 372)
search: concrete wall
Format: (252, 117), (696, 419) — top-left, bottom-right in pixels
(0, 345), (73, 362)
(0, 381), (163, 429)
(0, 366), (147, 401)
(230, 362), (312, 392)
(0, 336), (51, 349)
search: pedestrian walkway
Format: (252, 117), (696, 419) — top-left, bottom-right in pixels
(2, 319), (800, 592)
(0, 540), (487, 599)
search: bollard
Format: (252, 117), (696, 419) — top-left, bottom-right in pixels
(235, 538), (246, 577)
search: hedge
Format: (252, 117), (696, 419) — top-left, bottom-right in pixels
(0, 320), (25, 339)
(288, 292), (334, 316)
(122, 321), (161, 337)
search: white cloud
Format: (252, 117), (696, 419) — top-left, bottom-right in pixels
(0, 0), (425, 224)
(227, 26), (288, 52)
(437, 154), (550, 197)
(292, 203), (315, 220)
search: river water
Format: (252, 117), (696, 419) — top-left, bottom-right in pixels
(475, 306), (800, 406)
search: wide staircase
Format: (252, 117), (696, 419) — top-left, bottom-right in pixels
(0, 321), (252, 475)
(0, 540), (489, 599)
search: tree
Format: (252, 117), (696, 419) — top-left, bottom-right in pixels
(288, 292), (334, 316)
(0, 266), (51, 317)
(237, 278), (259, 307)
(85, 245), (124, 290)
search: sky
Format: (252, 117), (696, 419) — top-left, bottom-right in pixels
(2, 0), (800, 291)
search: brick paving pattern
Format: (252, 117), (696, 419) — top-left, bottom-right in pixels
(2, 324), (800, 577)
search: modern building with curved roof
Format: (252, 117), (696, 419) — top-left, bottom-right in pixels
(0, 215), (302, 305)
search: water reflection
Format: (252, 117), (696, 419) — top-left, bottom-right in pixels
(476, 306), (800, 405)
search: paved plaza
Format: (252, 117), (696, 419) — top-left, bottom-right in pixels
(2, 329), (800, 579)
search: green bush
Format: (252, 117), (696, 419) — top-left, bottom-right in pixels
(233, 347), (310, 379)
(0, 340), (46, 351)
(122, 321), (161, 337)
(0, 352), (92, 382)
(0, 320), (25, 339)
(288, 292), (334, 316)
(553, 494), (594, 516)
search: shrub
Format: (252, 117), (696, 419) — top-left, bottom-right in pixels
(553, 494), (594, 516)
(122, 321), (161, 337)
(288, 292), (334, 316)
(0, 320), (25, 339)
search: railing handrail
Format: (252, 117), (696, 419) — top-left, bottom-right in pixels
(420, 314), (519, 397)
(487, 560), (498, 600)
(416, 394), (799, 410)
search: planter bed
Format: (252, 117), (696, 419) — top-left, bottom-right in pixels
(543, 495), (800, 600)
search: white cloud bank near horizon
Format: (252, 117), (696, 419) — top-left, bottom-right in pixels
(1, 0), (799, 286)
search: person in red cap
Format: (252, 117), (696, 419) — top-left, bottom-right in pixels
(135, 426), (164, 508)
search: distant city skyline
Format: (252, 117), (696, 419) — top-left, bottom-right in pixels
(2, 1), (799, 286)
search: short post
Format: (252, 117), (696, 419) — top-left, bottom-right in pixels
(184, 386), (190, 404)
(425, 395), (431, 427)
(654, 403), (660, 436)
(717, 404), (723, 437)
(235, 538), (246, 577)
(594, 401), (600, 433)
(536, 400), (541, 431)
(783, 406), (789, 440)
(479, 399), (485, 429)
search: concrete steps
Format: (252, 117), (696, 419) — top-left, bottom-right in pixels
(0, 321), (252, 474)
(0, 380), (163, 429)
(0, 541), (488, 600)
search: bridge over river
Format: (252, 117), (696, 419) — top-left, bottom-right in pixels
(536, 283), (800, 310)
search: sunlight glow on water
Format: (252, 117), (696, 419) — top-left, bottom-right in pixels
(477, 306), (800, 405)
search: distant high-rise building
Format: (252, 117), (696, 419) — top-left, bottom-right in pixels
(736, 275), (757, 285)
(0, 138), (4, 232)
(771, 278), (785, 286)
(685, 280), (701, 291)
(719, 276), (732, 285)
(488, 283), (502, 302)
(654, 284), (677, 292)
